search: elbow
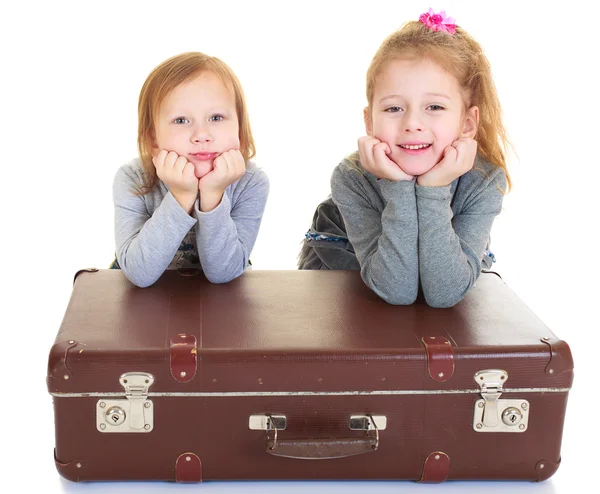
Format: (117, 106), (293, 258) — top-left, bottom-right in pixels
(204, 273), (235, 284)
(363, 275), (418, 305)
(423, 289), (467, 308)
(380, 291), (418, 306)
(129, 278), (155, 289)
(203, 266), (244, 284)
(118, 258), (159, 288)
(123, 270), (157, 288)
(425, 296), (461, 309)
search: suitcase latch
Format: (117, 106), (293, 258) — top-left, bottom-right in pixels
(96, 372), (155, 433)
(473, 369), (529, 433)
(249, 414), (287, 431)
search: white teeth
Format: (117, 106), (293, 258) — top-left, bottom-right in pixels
(401, 144), (430, 150)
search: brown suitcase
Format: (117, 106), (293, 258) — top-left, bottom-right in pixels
(47, 269), (573, 483)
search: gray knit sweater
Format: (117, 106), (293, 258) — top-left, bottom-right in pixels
(303, 154), (506, 308)
(113, 158), (269, 288)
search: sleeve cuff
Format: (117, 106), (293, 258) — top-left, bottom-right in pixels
(415, 183), (453, 201)
(163, 192), (198, 227)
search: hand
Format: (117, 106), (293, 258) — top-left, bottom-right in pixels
(198, 149), (246, 211)
(358, 136), (414, 182)
(417, 137), (477, 187)
(153, 150), (198, 213)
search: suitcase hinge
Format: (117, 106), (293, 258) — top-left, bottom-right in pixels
(473, 369), (530, 433)
(96, 372), (155, 433)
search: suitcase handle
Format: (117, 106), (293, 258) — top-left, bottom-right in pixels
(266, 436), (378, 460)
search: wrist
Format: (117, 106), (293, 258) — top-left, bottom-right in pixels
(172, 190), (197, 215)
(417, 176), (449, 187)
(199, 188), (225, 212)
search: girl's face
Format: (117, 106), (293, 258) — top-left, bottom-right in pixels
(366, 58), (478, 176)
(154, 71), (240, 179)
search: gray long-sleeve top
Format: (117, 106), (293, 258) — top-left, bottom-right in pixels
(330, 154), (506, 308)
(113, 158), (269, 288)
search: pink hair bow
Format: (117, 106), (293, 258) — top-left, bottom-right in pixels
(419, 8), (456, 34)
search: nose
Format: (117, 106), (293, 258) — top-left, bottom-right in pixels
(403, 108), (423, 132)
(191, 125), (212, 143)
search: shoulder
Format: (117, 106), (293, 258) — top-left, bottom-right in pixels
(112, 157), (153, 194)
(333, 153), (365, 177)
(332, 154), (371, 187)
(331, 154), (382, 197)
(112, 158), (165, 201)
(459, 154), (507, 192)
(454, 154), (507, 211)
(228, 160), (270, 199)
(236, 160), (269, 189)
(113, 158), (146, 184)
(243, 160), (269, 185)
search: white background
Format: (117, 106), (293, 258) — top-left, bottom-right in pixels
(1, 0), (598, 492)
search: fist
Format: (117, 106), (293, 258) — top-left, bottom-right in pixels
(198, 149), (246, 194)
(152, 150), (198, 196)
(417, 137), (477, 187)
(358, 136), (414, 182)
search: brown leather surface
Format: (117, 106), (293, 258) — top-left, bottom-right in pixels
(421, 336), (454, 382)
(420, 451), (450, 483)
(54, 448), (83, 482)
(535, 458), (561, 482)
(170, 334), (197, 383)
(48, 269), (574, 481)
(176, 453), (202, 482)
(48, 270), (574, 394)
(266, 437), (378, 459)
(541, 337), (574, 376)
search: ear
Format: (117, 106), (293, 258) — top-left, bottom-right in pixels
(462, 106), (479, 138)
(150, 129), (158, 150)
(364, 107), (373, 136)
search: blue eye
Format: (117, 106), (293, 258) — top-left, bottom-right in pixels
(427, 105), (444, 111)
(209, 114), (224, 122)
(173, 117), (189, 124)
(385, 106), (402, 113)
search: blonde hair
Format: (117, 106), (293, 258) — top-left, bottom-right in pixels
(137, 52), (256, 194)
(361, 21), (512, 190)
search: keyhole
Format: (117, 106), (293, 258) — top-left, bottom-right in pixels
(501, 407), (522, 426)
(111, 414), (120, 423)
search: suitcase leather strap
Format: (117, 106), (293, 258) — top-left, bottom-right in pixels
(266, 436), (378, 459)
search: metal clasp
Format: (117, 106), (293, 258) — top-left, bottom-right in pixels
(249, 414), (287, 431)
(249, 414), (287, 451)
(350, 415), (386, 450)
(96, 372), (155, 433)
(473, 369), (529, 433)
(349, 415), (387, 431)
(475, 370), (506, 427)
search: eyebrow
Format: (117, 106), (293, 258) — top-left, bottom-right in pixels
(379, 92), (451, 103)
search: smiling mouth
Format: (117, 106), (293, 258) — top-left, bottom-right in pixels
(190, 152), (217, 160)
(399, 144), (431, 150)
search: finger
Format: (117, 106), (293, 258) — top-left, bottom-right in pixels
(182, 162), (196, 180)
(153, 149), (168, 169)
(164, 151), (179, 169)
(358, 137), (378, 168)
(231, 149), (245, 169)
(213, 153), (226, 171)
(442, 146), (458, 167)
(373, 142), (391, 170)
(174, 155), (189, 175)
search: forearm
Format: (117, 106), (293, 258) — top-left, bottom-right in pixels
(195, 178), (268, 283)
(116, 193), (196, 287)
(199, 189), (224, 213)
(362, 181), (419, 304)
(332, 167), (419, 305)
(416, 184), (489, 308)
